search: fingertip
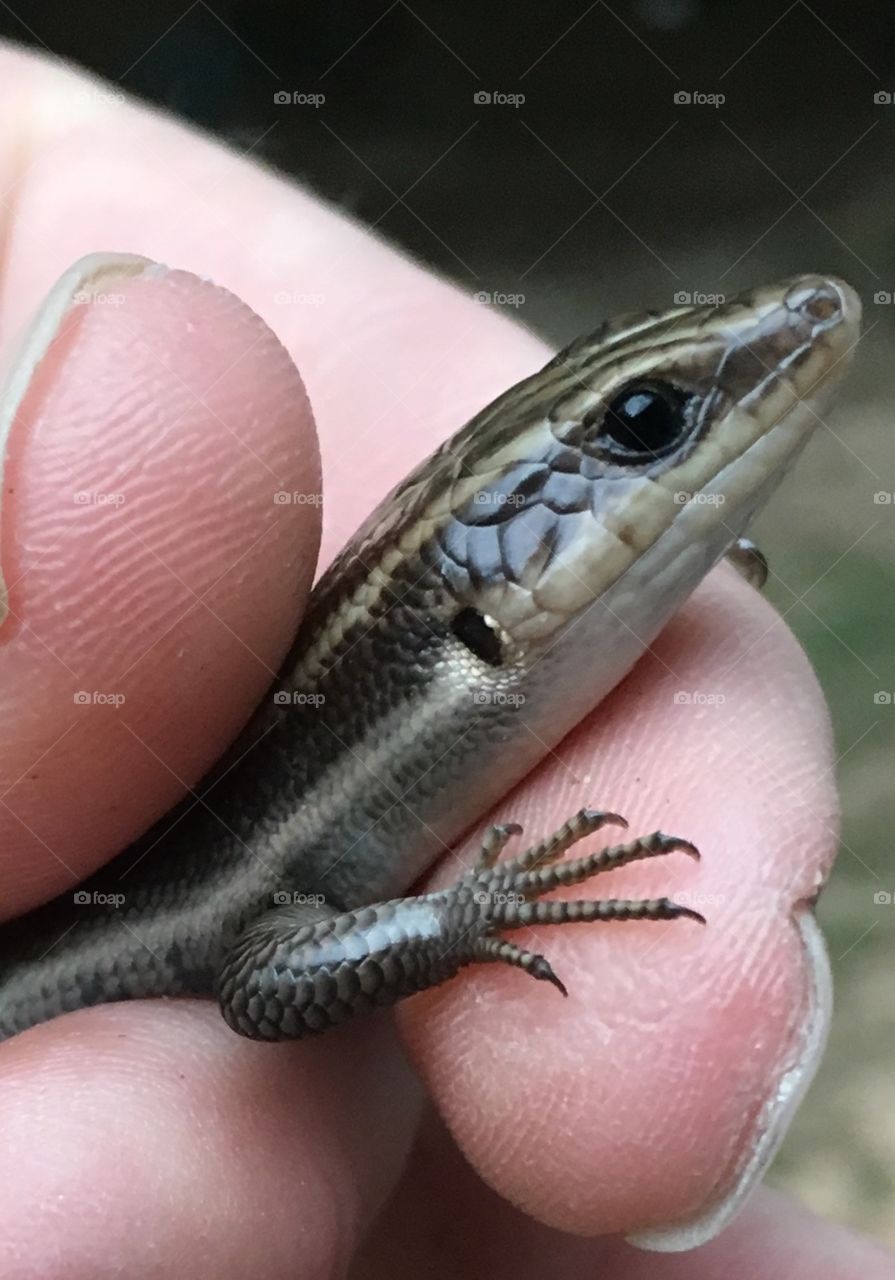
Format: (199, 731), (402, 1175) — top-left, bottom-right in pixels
(0, 257), (320, 913)
(403, 569), (839, 1238)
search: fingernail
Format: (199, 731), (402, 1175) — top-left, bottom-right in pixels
(0, 252), (166, 625)
(628, 908), (832, 1252)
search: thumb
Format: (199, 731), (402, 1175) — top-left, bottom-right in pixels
(0, 252), (319, 918)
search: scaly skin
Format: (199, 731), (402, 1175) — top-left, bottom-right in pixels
(0, 274), (860, 1041)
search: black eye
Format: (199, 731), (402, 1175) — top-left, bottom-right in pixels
(601, 381), (692, 462)
(451, 607), (503, 666)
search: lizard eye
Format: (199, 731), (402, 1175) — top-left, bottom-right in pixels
(599, 381), (694, 463)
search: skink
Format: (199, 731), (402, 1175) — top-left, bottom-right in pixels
(0, 274), (860, 1041)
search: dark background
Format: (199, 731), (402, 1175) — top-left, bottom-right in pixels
(1, 0), (892, 1242)
(2, 1), (893, 335)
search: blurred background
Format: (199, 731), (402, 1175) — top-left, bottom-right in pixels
(1, 0), (891, 1245)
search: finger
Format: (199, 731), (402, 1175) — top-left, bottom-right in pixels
(401, 567), (840, 1242)
(0, 1003), (421, 1280)
(357, 1116), (895, 1280)
(0, 254), (319, 918)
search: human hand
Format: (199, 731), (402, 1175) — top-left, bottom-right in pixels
(0, 44), (889, 1279)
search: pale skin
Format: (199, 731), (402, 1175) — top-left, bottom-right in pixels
(0, 44), (890, 1280)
